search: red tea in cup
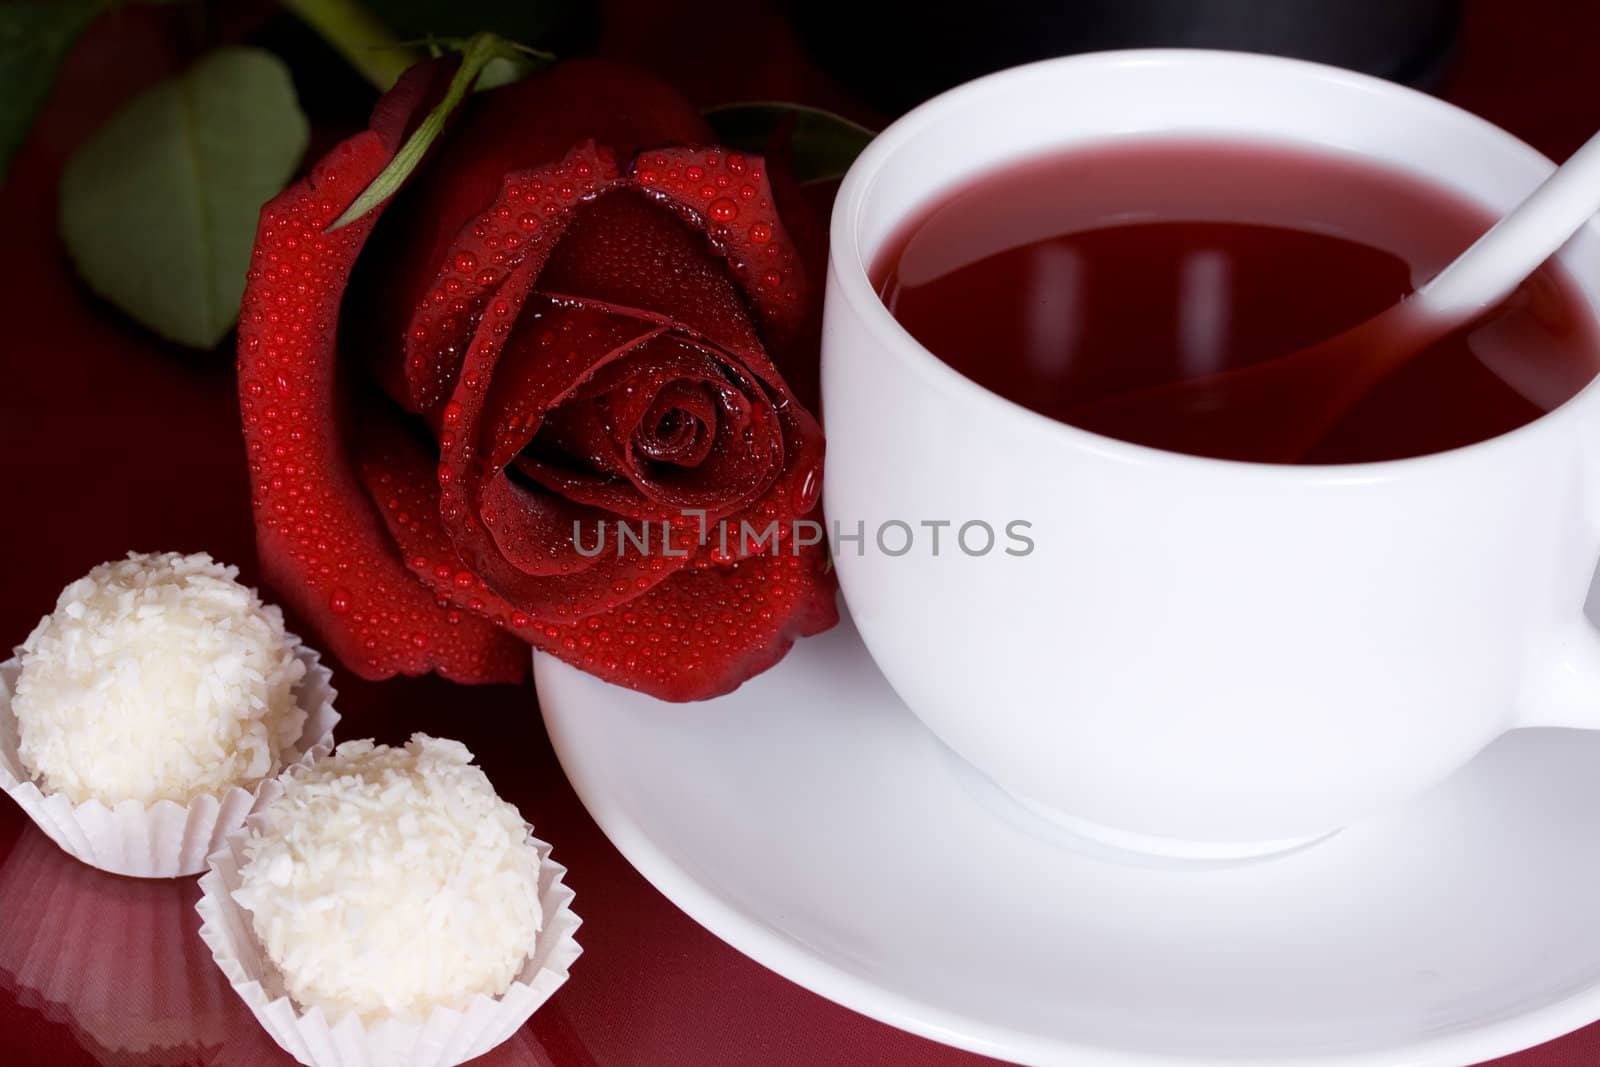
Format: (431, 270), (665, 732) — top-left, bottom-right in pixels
(872, 139), (1600, 462)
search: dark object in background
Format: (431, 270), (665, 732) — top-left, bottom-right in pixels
(786, 0), (1461, 114)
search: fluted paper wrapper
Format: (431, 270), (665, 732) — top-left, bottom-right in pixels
(0, 647), (338, 878)
(0, 828), (254, 1066)
(196, 784), (582, 1067)
(211, 1017), (561, 1067)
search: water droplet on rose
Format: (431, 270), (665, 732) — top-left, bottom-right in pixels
(793, 464), (822, 512)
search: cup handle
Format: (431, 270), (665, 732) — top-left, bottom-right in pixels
(1516, 616), (1600, 729)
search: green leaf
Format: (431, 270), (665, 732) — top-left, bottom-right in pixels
(0, 0), (104, 183)
(704, 102), (876, 184)
(58, 47), (310, 349)
(326, 31), (500, 231)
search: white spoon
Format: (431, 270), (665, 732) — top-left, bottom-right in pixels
(1068, 127), (1600, 462)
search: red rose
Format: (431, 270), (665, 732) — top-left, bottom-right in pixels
(236, 59), (838, 700)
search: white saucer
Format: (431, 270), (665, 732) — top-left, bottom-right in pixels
(535, 612), (1600, 1066)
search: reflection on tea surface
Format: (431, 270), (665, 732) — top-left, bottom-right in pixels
(875, 139), (1600, 462)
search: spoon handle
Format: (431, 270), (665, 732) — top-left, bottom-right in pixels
(1416, 127), (1600, 322)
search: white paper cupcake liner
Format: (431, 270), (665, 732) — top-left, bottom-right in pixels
(195, 780), (582, 1067)
(0, 828), (252, 1066)
(209, 1016), (561, 1067)
(0, 645), (339, 878)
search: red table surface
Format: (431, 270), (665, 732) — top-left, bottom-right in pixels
(3, 2), (1600, 1064)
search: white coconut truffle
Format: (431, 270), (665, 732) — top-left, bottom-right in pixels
(232, 734), (544, 1024)
(13, 552), (308, 805)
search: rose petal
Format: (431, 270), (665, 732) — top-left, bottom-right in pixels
(355, 416), (838, 700)
(237, 65), (525, 684)
(535, 188), (770, 363)
(434, 276), (700, 613)
(537, 543), (839, 701)
(359, 416), (700, 625)
(633, 380), (718, 465)
(516, 333), (782, 519)
(403, 142), (622, 415)
(478, 296), (667, 473)
(604, 151), (832, 476)
(347, 60), (712, 413)
(627, 148), (808, 365)
(438, 163), (822, 552)
(441, 287), (662, 560)
(546, 333), (827, 567)
(480, 474), (700, 611)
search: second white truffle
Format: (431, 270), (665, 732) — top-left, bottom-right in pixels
(232, 734), (544, 1024)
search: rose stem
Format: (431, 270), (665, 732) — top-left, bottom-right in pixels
(279, 0), (423, 92)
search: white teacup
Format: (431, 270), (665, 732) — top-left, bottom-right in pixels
(821, 49), (1600, 858)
